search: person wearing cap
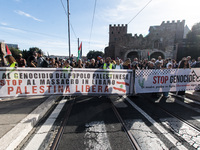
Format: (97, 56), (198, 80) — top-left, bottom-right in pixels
(16, 53), (26, 68)
(5, 55), (17, 68)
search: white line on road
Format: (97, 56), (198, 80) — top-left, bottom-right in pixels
(124, 96), (188, 150)
(0, 95), (59, 150)
(24, 98), (68, 150)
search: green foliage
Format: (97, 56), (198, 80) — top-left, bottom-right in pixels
(22, 47), (41, 60)
(86, 50), (104, 60)
(9, 47), (21, 59)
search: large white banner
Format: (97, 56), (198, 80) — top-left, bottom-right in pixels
(135, 68), (200, 93)
(0, 67), (133, 98)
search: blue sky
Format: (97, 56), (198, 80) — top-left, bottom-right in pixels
(0, 0), (200, 57)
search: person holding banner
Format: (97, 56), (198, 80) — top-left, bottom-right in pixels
(122, 58), (131, 69)
(163, 63), (172, 98)
(89, 58), (97, 68)
(115, 58), (123, 69)
(97, 59), (104, 68)
(16, 53), (26, 68)
(177, 59), (191, 98)
(27, 51), (37, 67)
(5, 55), (17, 68)
(101, 57), (115, 69)
(195, 57), (200, 68)
(76, 59), (83, 68)
(63, 59), (72, 69)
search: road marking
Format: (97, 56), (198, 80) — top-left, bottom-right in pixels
(124, 96), (188, 150)
(161, 117), (200, 149)
(0, 95), (59, 150)
(84, 121), (112, 150)
(24, 98), (68, 150)
(125, 119), (168, 150)
(192, 116), (200, 123)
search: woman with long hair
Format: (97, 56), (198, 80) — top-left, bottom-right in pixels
(5, 55), (17, 67)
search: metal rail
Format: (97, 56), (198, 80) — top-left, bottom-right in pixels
(109, 99), (141, 150)
(50, 97), (75, 150)
(155, 102), (200, 133)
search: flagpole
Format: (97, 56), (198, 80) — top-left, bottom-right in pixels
(67, 0), (71, 58)
(78, 38), (79, 55)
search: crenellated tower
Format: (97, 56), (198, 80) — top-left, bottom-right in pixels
(109, 24), (127, 46)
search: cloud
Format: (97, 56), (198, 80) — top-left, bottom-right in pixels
(0, 26), (24, 32)
(0, 22), (8, 26)
(100, 0), (150, 23)
(14, 10), (43, 22)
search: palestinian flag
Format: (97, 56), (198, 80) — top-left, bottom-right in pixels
(6, 44), (12, 55)
(77, 42), (82, 61)
(148, 51), (150, 60)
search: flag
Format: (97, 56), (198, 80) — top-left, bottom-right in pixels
(6, 45), (12, 55)
(77, 42), (82, 61)
(97, 56), (102, 60)
(148, 51), (150, 60)
(113, 81), (130, 93)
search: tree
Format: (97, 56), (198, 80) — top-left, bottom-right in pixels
(86, 50), (104, 60)
(22, 47), (41, 60)
(9, 47), (21, 59)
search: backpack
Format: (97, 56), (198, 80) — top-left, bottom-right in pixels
(41, 57), (49, 67)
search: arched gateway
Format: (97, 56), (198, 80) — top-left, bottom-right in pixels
(124, 50), (139, 60)
(150, 51), (165, 59)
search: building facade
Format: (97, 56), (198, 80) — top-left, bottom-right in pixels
(104, 20), (190, 60)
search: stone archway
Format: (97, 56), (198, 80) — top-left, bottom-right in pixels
(150, 51), (165, 59)
(124, 50), (139, 61)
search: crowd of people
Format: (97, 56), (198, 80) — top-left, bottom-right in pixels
(1, 50), (200, 70)
(1, 50), (200, 99)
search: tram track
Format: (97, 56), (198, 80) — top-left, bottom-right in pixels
(154, 101), (200, 133)
(170, 92), (200, 106)
(49, 96), (138, 150)
(126, 94), (200, 149)
(26, 94), (199, 150)
(151, 99), (200, 149)
(109, 98), (141, 150)
(50, 97), (75, 150)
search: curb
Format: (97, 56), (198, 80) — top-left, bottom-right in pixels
(0, 95), (61, 150)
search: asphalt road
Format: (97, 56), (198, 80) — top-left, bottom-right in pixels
(0, 96), (49, 138)
(57, 96), (134, 150)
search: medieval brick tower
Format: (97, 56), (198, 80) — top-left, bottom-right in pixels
(105, 20), (189, 60)
(105, 24), (127, 59)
